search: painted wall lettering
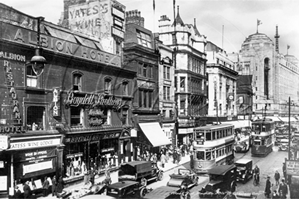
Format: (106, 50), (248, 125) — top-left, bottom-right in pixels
(1, 23), (121, 67)
(52, 88), (60, 117)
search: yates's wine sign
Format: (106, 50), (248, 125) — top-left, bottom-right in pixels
(65, 91), (125, 111)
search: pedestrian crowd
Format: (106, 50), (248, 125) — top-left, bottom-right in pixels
(13, 175), (64, 199)
(136, 144), (192, 168)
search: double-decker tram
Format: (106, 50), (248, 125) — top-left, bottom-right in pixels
(191, 124), (235, 174)
(251, 118), (275, 156)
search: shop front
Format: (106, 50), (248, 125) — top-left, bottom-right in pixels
(1, 133), (63, 197)
(63, 128), (131, 184)
(137, 122), (171, 156)
(178, 127), (194, 145)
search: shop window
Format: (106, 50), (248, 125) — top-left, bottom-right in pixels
(122, 81), (128, 96)
(27, 106), (45, 130)
(73, 73), (82, 92)
(71, 106), (84, 127)
(26, 65), (38, 87)
(105, 78), (112, 94)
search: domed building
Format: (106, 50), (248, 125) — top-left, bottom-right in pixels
(237, 26), (299, 118)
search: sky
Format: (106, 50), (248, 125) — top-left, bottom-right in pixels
(0, 0), (299, 59)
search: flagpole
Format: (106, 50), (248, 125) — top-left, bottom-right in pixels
(153, 0), (155, 34)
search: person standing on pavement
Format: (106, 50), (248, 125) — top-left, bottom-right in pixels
(160, 152), (166, 168)
(56, 176), (64, 197)
(278, 178), (288, 199)
(42, 176), (50, 197)
(274, 170), (280, 186)
(51, 176), (57, 197)
(23, 181), (32, 199)
(264, 176), (272, 198)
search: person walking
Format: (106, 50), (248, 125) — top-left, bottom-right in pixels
(274, 170), (280, 186)
(42, 176), (50, 197)
(278, 178), (288, 199)
(51, 176), (57, 197)
(264, 176), (271, 198)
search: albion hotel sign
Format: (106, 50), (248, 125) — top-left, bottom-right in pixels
(1, 22), (121, 67)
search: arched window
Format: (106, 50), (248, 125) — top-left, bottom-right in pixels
(73, 73), (82, 92)
(264, 58), (270, 99)
(105, 78), (112, 94)
(122, 81), (128, 96)
(26, 65), (38, 87)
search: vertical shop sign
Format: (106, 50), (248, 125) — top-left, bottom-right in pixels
(52, 88), (60, 117)
(2, 60), (22, 125)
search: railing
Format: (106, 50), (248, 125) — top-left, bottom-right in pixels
(61, 124), (132, 133)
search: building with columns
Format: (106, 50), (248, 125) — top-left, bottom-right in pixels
(206, 41), (238, 121)
(158, 6), (207, 145)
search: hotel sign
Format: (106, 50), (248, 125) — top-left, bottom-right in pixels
(1, 22), (121, 67)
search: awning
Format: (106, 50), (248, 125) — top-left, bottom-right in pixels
(266, 116), (281, 122)
(139, 122), (171, 147)
(279, 117), (298, 122)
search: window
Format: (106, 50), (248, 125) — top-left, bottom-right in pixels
(26, 65), (38, 87)
(71, 106), (83, 127)
(143, 64), (147, 77)
(148, 91), (152, 108)
(196, 151), (204, 160)
(167, 87), (170, 100)
(143, 90), (147, 107)
(137, 30), (152, 48)
(180, 77), (185, 91)
(163, 86), (166, 100)
(105, 78), (112, 94)
(73, 73), (82, 92)
(163, 66), (166, 79)
(139, 90), (143, 107)
(162, 110), (166, 118)
(148, 66), (153, 78)
(166, 67), (170, 79)
(122, 81), (128, 96)
(122, 109), (128, 125)
(206, 132), (211, 141)
(27, 106), (45, 130)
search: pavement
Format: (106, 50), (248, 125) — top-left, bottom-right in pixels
(38, 154), (191, 199)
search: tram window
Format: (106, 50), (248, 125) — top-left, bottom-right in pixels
(206, 132), (211, 141)
(222, 130), (225, 138)
(254, 140), (261, 145)
(196, 151), (204, 160)
(212, 131), (216, 140)
(206, 152), (211, 160)
(261, 139), (265, 145)
(217, 131), (220, 139)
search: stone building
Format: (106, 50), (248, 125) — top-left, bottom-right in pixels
(238, 26), (299, 118)
(158, 6), (207, 145)
(206, 41), (238, 121)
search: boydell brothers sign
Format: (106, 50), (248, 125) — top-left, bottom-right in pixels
(65, 91), (125, 111)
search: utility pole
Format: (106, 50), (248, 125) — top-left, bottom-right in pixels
(288, 97), (291, 160)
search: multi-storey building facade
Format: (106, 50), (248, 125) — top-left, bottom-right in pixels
(238, 26), (299, 118)
(158, 6), (207, 145)
(206, 41), (238, 121)
(123, 10), (171, 157)
(157, 42), (176, 145)
(0, 2), (135, 196)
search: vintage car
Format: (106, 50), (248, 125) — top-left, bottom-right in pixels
(105, 180), (150, 198)
(275, 134), (288, 146)
(235, 159), (253, 183)
(118, 161), (163, 186)
(167, 169), (199, 189)
(278, 138), (289, 151)
(199, 164), (236, 198)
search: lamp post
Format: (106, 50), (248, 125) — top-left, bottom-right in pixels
(30, 17), (46, 75)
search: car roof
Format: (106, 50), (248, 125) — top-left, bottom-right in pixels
(81, 195), (115, 199)
(208, 165), (236, 175)
(108, 181), (138, 189)
(120, 161), (153, 173)
(235, 159), (252, 165)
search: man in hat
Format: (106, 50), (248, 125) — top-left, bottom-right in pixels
(265, 176), (272, 198)
(278, 178), (288, 199)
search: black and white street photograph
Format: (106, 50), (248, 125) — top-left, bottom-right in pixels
(0, 0), (299, 198)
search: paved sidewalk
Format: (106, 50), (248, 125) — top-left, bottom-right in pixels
(38, 154), (191, 199)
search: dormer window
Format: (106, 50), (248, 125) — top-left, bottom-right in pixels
(73, 73), (82, 92)
(137, 30), (152, 48)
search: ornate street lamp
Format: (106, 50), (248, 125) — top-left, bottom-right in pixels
(30, 17), (46, 76)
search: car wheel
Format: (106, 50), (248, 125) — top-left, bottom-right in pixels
(157, 172), (163, 181)
(139, 187), (147, 198)
(194, 177), (199, 185)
